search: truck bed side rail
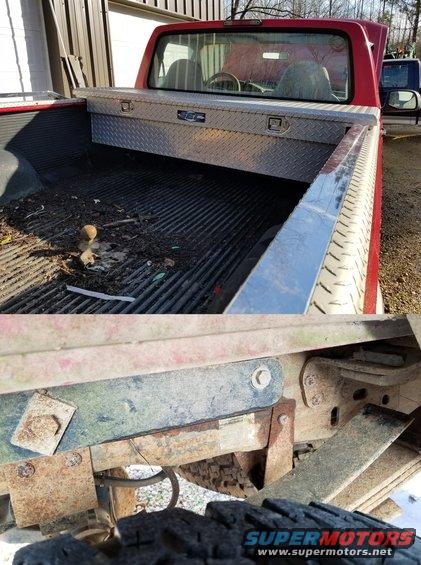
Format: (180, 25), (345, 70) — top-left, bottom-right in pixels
(227, 124), (374, 314)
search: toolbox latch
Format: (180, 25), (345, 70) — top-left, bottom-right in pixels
(120, 100), (134, 113)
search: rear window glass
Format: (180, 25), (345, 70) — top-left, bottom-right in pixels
(149, 31), (351, 103)
(380, 63), (410, 88)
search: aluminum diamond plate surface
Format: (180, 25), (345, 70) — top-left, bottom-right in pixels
(76, 88), (378, 183)
(227, 124), (370, 313)
(75, 87), (379, 125)
(91, 114), (333, 183)
(83, 95), (347, 145)
(308, 125), (379, 314)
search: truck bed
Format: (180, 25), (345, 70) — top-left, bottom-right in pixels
(0, 95), (379, 314)
(0, 152), (306, 313)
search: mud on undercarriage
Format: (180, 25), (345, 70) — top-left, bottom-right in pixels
(0, 315), (420, 553)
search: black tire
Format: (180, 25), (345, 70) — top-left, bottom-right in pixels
(178, 453), (258, 498)
(14, 498), (421, 564)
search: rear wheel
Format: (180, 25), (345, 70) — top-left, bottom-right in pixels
(14, 498), (421, 563)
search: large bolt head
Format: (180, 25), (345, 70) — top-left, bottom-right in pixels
(27, 415), (60, 439)
(251, 366), (271, 390)
(17, 462), (35, 478)
(304, 374), (316, 387)
(311, 393), (325, 406)
(65, 452), (82, 467)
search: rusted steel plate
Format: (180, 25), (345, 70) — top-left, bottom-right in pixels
(300, 357), (399, 410)
(263, 398), (296, 486)
(91, 411), (271, 471)
(3, 447), (97, 528)
(0, 358), (281, 466)
(248, 404), (413, 506)
(303, 355), (421, 388)
(11, 392), (76, 456)
(39, 511), (90, 537)
(0, 411), (271, 496)
(0, 316), (411, 395)
(107, 468), (137, 521)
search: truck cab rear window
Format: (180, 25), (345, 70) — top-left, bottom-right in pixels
(149, 31), (351, 103)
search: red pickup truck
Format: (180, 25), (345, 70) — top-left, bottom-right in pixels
(1, 18), (412, 315)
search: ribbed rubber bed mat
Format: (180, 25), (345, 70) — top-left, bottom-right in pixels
(0, 158), (305, 313)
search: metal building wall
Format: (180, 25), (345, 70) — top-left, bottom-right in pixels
(42, 0), (223, 96)
(42, 0), (114, 96)
(118, 0), (223, 20)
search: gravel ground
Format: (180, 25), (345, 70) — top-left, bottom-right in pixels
(0, 466), (237, 564)
(1, 467), (419, 564)
(380, 130), (421, 314)
(130, 465), (238, 514)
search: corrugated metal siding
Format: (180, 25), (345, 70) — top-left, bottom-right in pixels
(111, 0), (222, 23)
(43, 0), (114, 96)
(0, 0), (52, 93)
(43, 0), (222, 95)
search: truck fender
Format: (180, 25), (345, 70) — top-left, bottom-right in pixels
(0, 148), (43, 205)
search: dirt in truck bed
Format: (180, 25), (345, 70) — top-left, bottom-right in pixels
(0, 156), (305, 313)
(0, 185), (200, 297)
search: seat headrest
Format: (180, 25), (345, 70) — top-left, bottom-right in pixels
(275, 61), (336, 102)
(163, 59), (204, 91)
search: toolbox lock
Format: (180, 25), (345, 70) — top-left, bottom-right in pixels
(268, 116), (289, 134)
(120, 100), (134, 113)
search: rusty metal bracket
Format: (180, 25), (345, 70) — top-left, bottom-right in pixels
(263, 398), (295, 486)
(0, 411), (272, 497)
(3, 447), (97, 528)
(300, 357), (404, 410)
(248, 404), (413, 507)
(11, 392), (76, 456)
(303, 353), (420, 391)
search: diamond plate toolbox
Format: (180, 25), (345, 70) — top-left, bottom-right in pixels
(75, 88), (378, 183)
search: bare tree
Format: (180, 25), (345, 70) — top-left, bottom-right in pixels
(409, 0), (420, 42)
(225, 0), (419, 54)
(227, 0), (300, 18)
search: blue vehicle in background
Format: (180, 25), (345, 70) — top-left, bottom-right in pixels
(380, 58), (421, 125)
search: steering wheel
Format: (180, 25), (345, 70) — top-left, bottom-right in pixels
(205, 71), (241, 92)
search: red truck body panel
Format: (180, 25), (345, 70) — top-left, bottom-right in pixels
(355, 19), (389, 82)
(364, 135), (383, 314)
(0, 98), (85, 115)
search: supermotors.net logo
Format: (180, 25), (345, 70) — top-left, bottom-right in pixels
(243, 528), (416, 558)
